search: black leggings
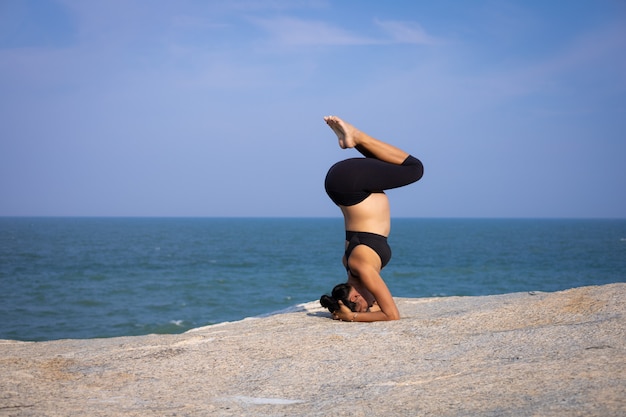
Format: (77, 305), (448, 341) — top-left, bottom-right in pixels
(325, 155), (424, 206)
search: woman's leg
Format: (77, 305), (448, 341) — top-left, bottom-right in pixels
(324, 116), (424, 206)
(324, 115), (409, 165)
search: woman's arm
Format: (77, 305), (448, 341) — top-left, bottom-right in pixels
(334, 247), (400, 322)
(334, 300), (398, 322)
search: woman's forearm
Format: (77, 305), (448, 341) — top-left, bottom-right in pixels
(347, 310), (399, 322)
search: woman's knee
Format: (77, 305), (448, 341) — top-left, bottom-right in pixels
(402, 155), (424, 182)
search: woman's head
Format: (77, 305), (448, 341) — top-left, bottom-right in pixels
(320, 283), (358, 313)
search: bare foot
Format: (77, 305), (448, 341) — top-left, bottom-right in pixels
(324, 115), (359, 149)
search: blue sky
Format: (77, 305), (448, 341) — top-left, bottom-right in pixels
(1, 0), (625, 218)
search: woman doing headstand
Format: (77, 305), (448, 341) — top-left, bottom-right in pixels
(320, 116), (423, 322)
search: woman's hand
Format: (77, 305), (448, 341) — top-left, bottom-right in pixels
(332, 301), (358, 322)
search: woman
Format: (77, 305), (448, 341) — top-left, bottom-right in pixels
(320, 115), (423, 322)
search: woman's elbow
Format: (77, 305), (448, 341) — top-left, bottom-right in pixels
(386, 311), (401, 321)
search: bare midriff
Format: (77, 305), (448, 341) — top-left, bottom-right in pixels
(340, 192), (391, 237)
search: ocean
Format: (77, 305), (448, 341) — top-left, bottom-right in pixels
(1, 217), (624, 341)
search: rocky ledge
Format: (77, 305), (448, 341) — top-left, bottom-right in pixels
(1, 283), (624, 416)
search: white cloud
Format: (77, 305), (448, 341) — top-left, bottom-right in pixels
(473, 18), (626, 104)
(251, 15), (442, 47)
(374, 19), (439, 45)
(251, 16), (377, 46)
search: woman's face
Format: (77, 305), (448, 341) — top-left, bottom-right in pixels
(349, 288), (369, 312)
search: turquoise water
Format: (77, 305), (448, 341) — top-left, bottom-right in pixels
(1, 217), (625, 341)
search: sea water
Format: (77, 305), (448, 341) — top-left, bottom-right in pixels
(1, 217), (624, 341)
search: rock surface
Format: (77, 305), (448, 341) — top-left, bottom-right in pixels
(1, 284), (625, 416)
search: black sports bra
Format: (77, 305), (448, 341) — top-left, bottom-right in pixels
(344, 231), (392, 271)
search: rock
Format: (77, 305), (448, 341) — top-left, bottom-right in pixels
(1, 284), (624, 416)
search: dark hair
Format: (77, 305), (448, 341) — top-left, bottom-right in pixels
(320, 283), (357, 313)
